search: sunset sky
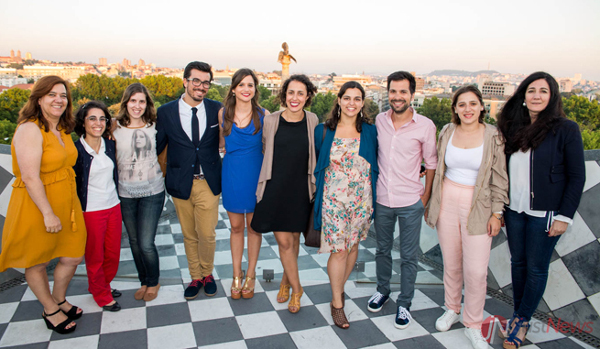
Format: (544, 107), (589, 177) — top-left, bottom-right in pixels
(1, 0), (599, 80)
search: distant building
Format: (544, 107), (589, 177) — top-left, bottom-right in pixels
(122, 58), (130, 67)
(99, 58), (107, 65)
(25, 52), (32, 60)
(138, 59), (145, 67)
(10, 84), (34, 91)
(479, 81), (515, 97)
(0, 85), (9, 94)
(559, 79), (573, 93)
(0, 68), (18, 78)
(259, 79), (281, 94)
(0, 77), (27, 87)
(18, 65), (88, 81)
(333, 74), (372, 89)
(483, 97), (507, 120)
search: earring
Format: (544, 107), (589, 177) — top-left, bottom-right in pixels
(337, 108), (340, 118)
(232, 92), (236, 96)
(522, 102), (526, 107)
(359, 110), (363, 119)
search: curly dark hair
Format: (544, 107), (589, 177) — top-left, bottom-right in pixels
(497, 71), (564, 155)
(74, 100), (113, 138)
(325, 81), (372, 132)
(278, 74), (318, 108)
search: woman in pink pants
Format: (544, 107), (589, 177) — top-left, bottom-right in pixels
(426, 85), (509, 349)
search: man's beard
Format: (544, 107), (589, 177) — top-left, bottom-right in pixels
(390, 99), (409, 114)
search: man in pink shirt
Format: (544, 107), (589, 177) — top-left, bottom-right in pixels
(367, 71), (437, 330)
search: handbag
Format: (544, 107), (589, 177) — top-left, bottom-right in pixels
(303, 125), (327, 248)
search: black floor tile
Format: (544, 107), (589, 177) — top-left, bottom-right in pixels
(393, 334), (447, 348)
(98, 329), (147, 349)
(228, 292), (273, 316)
(246, 333), (296, 349)
(192, 317), (243, 346)
(334, 319), (389, 349)
(146, 302), (191, 328)
(0, 285), (27, 303)
(277, 305), (328, 332)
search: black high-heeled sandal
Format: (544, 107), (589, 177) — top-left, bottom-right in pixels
(57, 299), (83, 320)
(42, 309), (77, 334)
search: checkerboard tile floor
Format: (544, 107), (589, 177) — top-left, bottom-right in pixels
(0, 198), (593, 348)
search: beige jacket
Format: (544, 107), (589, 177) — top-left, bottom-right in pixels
(426, 123), (509, 235)
(255, 110), (319, 203)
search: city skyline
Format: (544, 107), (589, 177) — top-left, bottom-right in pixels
(1, 0), (599, 80)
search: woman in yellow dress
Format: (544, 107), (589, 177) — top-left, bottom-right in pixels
(0, 75), (86, 334)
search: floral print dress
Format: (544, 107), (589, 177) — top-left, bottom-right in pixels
(319, 137), (373, 254)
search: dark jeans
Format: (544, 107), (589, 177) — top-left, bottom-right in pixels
(374, 200), (424, 309)
(120, 191), (165, 287)
(505, 208), (560, 321)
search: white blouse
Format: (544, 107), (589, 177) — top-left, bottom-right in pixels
(444, 131), (483, 186)
(508, 149), (572, 224)
(80, 137), (120, 212)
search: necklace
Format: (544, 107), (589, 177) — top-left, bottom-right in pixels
(234, 111), (252, 127)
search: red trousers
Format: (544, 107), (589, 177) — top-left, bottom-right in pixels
(84, 204), (122, 307)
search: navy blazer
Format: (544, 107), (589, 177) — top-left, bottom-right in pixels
(156, 97), (223, 200)
(73, 138), (119, 212)
(507, 118), (585, 219)
(313, 122), (378, 231)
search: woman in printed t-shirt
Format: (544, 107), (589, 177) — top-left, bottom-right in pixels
(113, 83), (165, 302)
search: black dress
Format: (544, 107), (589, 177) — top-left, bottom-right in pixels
(251, 115), (311, 233)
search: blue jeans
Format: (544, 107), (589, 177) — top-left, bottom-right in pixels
(374, 200), (424, 309)
(120, 191), (165, 287)
(505, 208), (560, 321)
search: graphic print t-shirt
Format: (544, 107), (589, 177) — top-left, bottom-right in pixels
(113, 123), (164, 198)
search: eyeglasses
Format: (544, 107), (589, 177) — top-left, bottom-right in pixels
(187, 78), (211, 88)
(86, 116), (108, 123)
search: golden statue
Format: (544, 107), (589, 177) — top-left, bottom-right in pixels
(278, 42), (297, 64)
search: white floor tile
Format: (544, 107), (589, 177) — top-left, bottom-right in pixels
(370, 314), (429, 341)
(159, 255), (180, 270)
(120, 248), (133, 261)
(343, 282), (378, 299)
(431, 328), (473, 348)
(175, 243), (186, 256)
(0, 319), (52, 347)
(542, 259), (586, 311)
(108, 280), (141, 291)
(188, 297), (234, 322)
(0, 302), (18, 324)
(311, 253), (330, 267)
(171, 223), (182, 234)
(583, 160), (600, 192)
(199, 340), (248, 349)
(488, 241), (512, 288)
(555, 213), (597, 257)
(147, 323), (197, 349)
(155, 234), (174, 246)
(215, 228), (231, 240)
(22, 282), (53, 301)
(255, 259), (284, 274)
(298, 246), (309, 256)
(145, 284), (185, 306)
(48, 334), (99, 349)
(525, 318), (566, 343)
(235, 311), (287, 339)
(100, 307), (146, 334)
(361, 343), (398, 349)
(588, 291), (600, 316)
(213, 251), (233, 266)
(298, 267), (329, 281)
(64, 294), (103, 314)
(290, 325), (346, 349)
(415, 271), (443, 285)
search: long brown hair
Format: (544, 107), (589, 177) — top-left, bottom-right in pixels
(222, 68), (262, 136)
(17, 75), (75, 133)
(116, 83), (156, 127)
(325, 81), (372, 132)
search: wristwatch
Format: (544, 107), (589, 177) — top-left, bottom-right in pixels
(492, 213), (503, 220)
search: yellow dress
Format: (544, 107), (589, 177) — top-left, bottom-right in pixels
(0, 124), (86, 272)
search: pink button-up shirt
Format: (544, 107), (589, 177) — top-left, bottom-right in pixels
(376, 108), (438, 208)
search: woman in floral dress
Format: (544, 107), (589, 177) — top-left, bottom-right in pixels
(314, 81), (378, 329)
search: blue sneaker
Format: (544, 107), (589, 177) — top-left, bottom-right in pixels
(367, 292), (389, 313)
(201, 275), (217, 296)
(395, 306), (412, 329)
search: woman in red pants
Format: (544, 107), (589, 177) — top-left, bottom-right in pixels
(73, 101), (123, 311)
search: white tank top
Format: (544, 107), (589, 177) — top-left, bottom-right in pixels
(444, 131), (483, 186)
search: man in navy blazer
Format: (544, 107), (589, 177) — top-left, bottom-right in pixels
(156, 61), (222, 299)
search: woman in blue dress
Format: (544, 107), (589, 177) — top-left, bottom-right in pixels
(218, 68), (268, 299)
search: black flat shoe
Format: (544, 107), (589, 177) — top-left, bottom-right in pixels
(111, 289), (122, 298)
(43, 309), (77, 334)
(103, 301), (121, 312)
(57, 299), (83, 320)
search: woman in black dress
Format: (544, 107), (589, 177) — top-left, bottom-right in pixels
(251, 75), (318, 313)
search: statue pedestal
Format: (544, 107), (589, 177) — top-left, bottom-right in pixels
(280, 57), (291, 83)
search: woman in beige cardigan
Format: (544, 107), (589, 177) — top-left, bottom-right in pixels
(251, 74), (319, 313)
(425, 85), (509, 349)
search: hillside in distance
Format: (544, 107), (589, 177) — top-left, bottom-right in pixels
(427, 70), (499, 77)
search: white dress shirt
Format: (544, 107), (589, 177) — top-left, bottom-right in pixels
(80, 137), (120, 212)
(178, 95), (206, 174)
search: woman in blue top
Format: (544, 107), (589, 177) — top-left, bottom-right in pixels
(314, 81), (378, 329)
(218, 69), (268, 300)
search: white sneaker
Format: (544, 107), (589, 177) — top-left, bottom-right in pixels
(464, 327), (490, 349)
(435, 309), (460, 332)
